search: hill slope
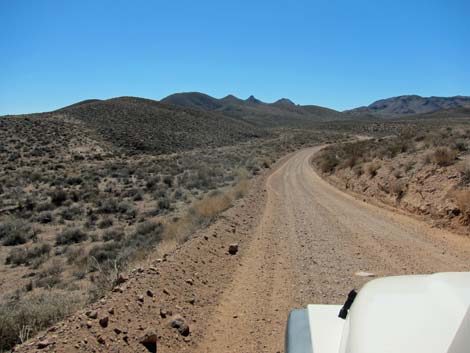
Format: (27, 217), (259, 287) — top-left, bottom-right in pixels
(52, 96), (266, 154)
(345, 95), (470, 118)
(161, 92), (347, 127)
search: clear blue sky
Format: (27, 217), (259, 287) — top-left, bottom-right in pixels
(1, 0), (469, 115)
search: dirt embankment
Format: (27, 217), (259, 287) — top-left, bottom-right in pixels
(313, 132), (470, 236)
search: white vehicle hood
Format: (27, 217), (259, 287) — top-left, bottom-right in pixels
(338, 272), (470, 353)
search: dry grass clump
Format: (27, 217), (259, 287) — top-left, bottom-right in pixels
(366, 162), (381, 177)
(192, 192), (232, 218)
(0, 290), (84, 351)
(390, 179), (407, 201)
(431, 147), (457, 167)
(455, 189), (470, 221)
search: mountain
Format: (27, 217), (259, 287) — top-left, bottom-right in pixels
(51, 96), (266, 154)
(345, 95), (470, 118)
(161, 92), (347, 127)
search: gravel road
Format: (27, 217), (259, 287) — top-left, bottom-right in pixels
(198, 146), (470, 353)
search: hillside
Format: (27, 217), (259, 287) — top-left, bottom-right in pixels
(51, 96), (266, 154)
(161, 92), (348, 127)
(345, 95), (470, 118)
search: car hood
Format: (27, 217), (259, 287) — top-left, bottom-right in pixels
(339, 272), (470, 353)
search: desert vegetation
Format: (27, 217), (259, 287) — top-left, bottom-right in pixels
(0, 111), (343, 351)
(314, 123), (470, 233)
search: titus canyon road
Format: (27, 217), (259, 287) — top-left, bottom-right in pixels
(198, 146), (470, 353)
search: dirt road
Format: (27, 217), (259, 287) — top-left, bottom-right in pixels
(198, 146), (470, 353)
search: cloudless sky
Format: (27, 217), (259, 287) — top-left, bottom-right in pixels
(0, 0), (469, 115)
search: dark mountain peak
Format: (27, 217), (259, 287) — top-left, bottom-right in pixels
(221, 94), (243, 103)
(161, 92), (222, 111)
(274, 98), (296, 106)
(246, 95), (263, 104)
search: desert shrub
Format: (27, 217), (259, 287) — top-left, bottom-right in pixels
(366, 162), (381, 177)
(65, 245), (87, 265)
(459, 163), (470, 186)
(98, 217), (113, 229)
(35, 261), (64, 288)
(157, 197), (171, 211)
(55, 227), (88, 245)
(432, 147), (457, 167)
(135, 221), (161, 236)
(102, 228), (125, 242)
(352, 164), (363, 177)
(145, 176), (161, 190)
(96, 198), (119, 214)
(231, 179), (250, 199)
(0, 220), (36, 246)
(455, 190), (470, 220)
(452, 140), (467, 152)
(317, 151), (339, 173)
(117, 201), (137, 219)
(390, 179), (407, 200)
(127, 221), (164, 248)
(36, 211), (53, 224)
(5, 243), (51, 267)
(0, 290), (83, 351)
(89, 242), (122, 264)
(132, 191), (144, 201)
(35, 201), (55, 212)
(59, 205), (82, 221)
(162, 175), (173, 187)
(50, 189), (67, 207)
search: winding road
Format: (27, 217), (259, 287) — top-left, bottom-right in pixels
(198, 146), (470, 353)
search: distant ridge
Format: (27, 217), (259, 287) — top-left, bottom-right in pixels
(345, 95), (470, 117)
(50, 96), (266, 154)
(161, 92), (347, 127)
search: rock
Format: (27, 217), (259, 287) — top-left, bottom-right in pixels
(99, 316), (109, 328)
(146, 289), (154, 297)
(114, 327), (122, 334)
(86, 321), (93, 328)
(160, 307), (171, 318)
(113, 286), (124, 293)
(170, 315), (190, 336)
(185, 278), (194, 285)
(97, 335), (106, 344)
(163, 288), (170, 295)
(228, 243), (239, 255)
(139, 330), (157, 353)
(188, 297), (196, 305)
(138, 295), (144, 302)
(86, 310), (98, 319)
(108, 307), (115, 315)
(116, 273), (129, 285)
(355, 271), (376, 277)
(37, 340), (51, 349)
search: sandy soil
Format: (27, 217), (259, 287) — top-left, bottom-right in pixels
(16, 146), (470, 353)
